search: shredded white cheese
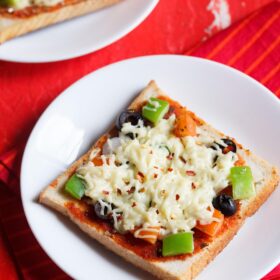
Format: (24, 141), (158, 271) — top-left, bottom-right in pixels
(77, 115), (238, 237)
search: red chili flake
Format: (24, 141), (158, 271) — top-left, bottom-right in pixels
(117, 188), (122, 195)
(168, 168), (173, 172)
(179, 156), (186, 164)
(186, 170), (196, 176)
(117, 215), (123, 221)
(127, 186), (136, 194)
(154, 174), (158, 179)
(139, 187), (146, 193)
(192, 182), (197, 189)
(154, 166), (159, 169)
(132, 202), (137, 208)
(137, 172), (145, 183)
(103, 191), (109, 195)
(176, 194), (180, 201)
(166, 155), (173, 160)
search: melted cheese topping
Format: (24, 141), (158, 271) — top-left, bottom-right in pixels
(77, 115), (238, 237)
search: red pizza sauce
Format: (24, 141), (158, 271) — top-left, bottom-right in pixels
(65, 201), (241, 262)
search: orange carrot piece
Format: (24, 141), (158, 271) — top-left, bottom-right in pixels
(173, 108), (196, 137)
(235, 153), (245, 166)
(196, 209), (224, 237)
(92, 157), (103, 166)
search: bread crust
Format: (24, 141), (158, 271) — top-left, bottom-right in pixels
(39, 81), (280, 280)
(0, 0), (120, 43)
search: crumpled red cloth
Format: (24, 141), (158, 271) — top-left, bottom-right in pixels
(0, 0), (279, 279)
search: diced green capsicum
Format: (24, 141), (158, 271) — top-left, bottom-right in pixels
(230, 166), (255, 200)
(142, 98), (169, 124)
(162, 232), (194, 257)
(65, 174), (85, 200)
(0, 0), (22, 8)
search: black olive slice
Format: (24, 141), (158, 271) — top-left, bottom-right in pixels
(116, 110), (144, 131)
(210, 139), (236, 154)
(94, 201), (113, 220)
(221, 138), (237, 154)
(212, 194), (237, 216)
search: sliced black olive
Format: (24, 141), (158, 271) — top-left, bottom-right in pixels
(221, 138), (236, 154)
(210, 142), (224, 151)
(126, 132), (138, 140)
(94, 201), (112, 220)
(116, 110), (144, 131)
(210, 139), (236, 154)
(212, 194), (237, 216)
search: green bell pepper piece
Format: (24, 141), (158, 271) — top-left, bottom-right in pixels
(65, 174), (85, 200)
(142, 98), (169, 124)
(230, 166), (255, 200)
(162, 232), (194, 257)
(0, 0), (22, 8)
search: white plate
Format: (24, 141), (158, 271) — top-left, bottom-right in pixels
(21, 55), (280, 280)
(0, 0), (158, 63)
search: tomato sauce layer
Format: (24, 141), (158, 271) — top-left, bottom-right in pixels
(65, 201), (240, 262)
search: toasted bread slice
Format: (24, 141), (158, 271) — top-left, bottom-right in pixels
(0, 0), (120, 44)
(39, 81), (279, 280)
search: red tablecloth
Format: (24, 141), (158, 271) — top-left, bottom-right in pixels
(0, 0), (279, 279)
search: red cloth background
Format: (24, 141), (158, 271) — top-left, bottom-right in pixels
(0, 0), (276, 155)
(0, 0), (279, 279)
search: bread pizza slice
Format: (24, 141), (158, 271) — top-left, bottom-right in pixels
(0, 0), (120, 43)
(39, 81), (279, 280)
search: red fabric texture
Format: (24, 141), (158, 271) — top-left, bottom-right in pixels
(0, 0), (279, 279)
(0, 0), (276, 155)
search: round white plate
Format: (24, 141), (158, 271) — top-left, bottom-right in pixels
(0, 0), (158, 63)
(21, 55), (280, 280)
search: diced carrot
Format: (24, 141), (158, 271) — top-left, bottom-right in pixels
(173, 108), (196, 137)
(132, 226), (160, 244)
(92, 156), (103, 166)
(235, 153), (245, 166)
(196, 209), (224, 237)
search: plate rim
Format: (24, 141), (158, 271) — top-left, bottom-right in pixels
(20, 54), (280, 279)
(0, 0), (159, 63)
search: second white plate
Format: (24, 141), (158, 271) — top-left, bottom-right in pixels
(21, 55), (280, 280)
(0, 0), (158, 63)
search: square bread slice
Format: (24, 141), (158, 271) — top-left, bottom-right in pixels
(39, 81), (279, 280)
(0, 0), (120, 44)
